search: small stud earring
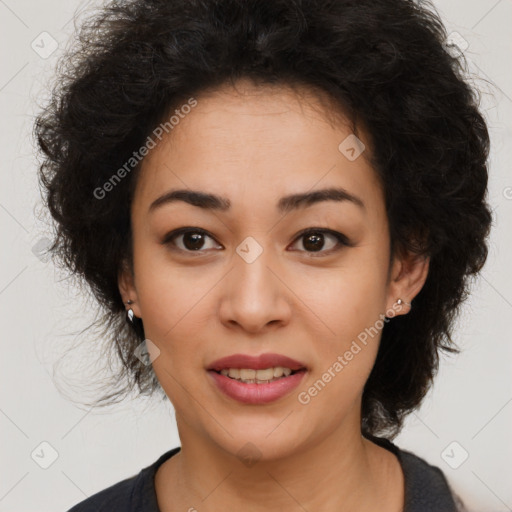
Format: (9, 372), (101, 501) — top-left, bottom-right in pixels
(396, 298), (411, 307)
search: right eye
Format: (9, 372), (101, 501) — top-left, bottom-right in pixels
(161, 227), (223, 254)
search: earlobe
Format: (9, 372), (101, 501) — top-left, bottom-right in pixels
(386, 250), (430, 315)
(118, 260), (140, 317)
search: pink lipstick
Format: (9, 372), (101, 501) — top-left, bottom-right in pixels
(206, 352), (308, 405)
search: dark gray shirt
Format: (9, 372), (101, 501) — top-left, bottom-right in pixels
(67, 436), (465, 511)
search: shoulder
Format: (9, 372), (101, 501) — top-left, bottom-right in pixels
(398, 448), (464, 512)
(65, 447), (181, 512)
(366, 434), (465, 512)
(66, 474), (136, 512)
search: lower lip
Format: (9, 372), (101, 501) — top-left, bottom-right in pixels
(207, 369), (307, 404)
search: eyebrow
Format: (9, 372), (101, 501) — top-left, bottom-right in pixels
(148, 187), (365, 214)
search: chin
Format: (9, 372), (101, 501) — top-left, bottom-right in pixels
(207, 422), (310, 464)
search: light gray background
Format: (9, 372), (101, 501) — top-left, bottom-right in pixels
(1, 0), (511, 510)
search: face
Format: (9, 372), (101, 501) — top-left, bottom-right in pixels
(119, 79), (429, 461)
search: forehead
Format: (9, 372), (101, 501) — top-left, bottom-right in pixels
(132, 80), (383, 219)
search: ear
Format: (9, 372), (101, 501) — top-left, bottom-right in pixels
(385, 246), (430, 316)
(118, 259), (142, 318)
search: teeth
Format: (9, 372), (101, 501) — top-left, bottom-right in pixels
(240, 369), (257, 380)
(219, 366), (294, 383)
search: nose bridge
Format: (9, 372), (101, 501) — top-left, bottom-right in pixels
(219, 232), (290, 330)
(233, 233), (277, 298)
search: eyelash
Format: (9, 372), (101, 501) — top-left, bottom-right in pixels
(161, 227), (353, 257)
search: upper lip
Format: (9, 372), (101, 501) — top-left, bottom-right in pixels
(207, 353), (307, 372)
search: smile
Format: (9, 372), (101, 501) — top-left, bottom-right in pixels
(207, 368), (307, 404)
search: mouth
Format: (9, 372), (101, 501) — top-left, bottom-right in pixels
(207, 367), (308, 405)
(206, 353), (308, 403)
(209, 366), (307, 384)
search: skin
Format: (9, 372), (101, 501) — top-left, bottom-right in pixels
(118, 78), (430, 512)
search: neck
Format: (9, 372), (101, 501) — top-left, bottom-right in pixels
(156, 414), (404, 512)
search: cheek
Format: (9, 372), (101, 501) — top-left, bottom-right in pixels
(132, 246), (217, 361)
(296, 250), (388, 332)
(292, 251), (388, 385)
(296, 273), (384, 415)
(136, 273), (209, 347)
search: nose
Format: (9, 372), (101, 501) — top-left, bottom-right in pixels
(218, 239), (292, 333)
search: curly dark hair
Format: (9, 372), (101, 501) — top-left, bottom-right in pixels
(34, 0), (493, 438)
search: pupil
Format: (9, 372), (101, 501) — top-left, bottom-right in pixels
(304, 233), (324, 252)
(184, 232), (204, 250)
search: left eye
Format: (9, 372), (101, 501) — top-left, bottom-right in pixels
(162, 227), (349, 255)
(289, 229), (349, 255)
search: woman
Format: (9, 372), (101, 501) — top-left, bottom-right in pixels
(35, 0), (492, 510)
